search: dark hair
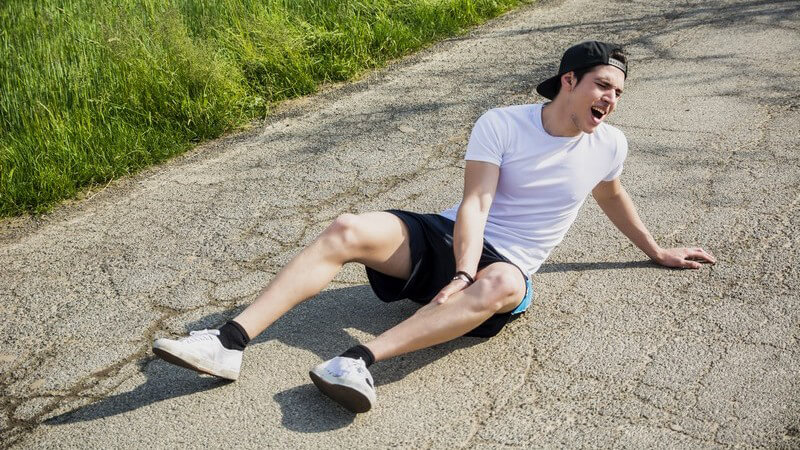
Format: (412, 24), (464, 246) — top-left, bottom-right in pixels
(553, 48), (627, 97)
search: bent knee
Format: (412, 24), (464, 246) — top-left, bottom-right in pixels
(322, 213), (365, 253)
(473, 270), (525, 312)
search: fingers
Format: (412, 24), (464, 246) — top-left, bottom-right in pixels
(682, 258), (702, 269)
(660, 246), (717, 269)
(434, 294), (452, 304)
(687, 248), (717, 264)
(700, 248), (717, 263)
(433, 279), (469, 304)
(432, 285), (453, 304)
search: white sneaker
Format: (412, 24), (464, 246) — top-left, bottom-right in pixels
(152, 329), (242, 380)
(309, 356), (377, 413)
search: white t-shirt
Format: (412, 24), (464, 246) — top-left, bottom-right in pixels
(439, 103), (628, 275)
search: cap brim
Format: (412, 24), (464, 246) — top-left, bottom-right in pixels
(536, 75), (560, 100)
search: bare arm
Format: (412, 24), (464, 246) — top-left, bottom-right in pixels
(432, 160), (499, 303)
(592, 178), (716, 268)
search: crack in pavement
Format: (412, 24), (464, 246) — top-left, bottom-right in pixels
(1, 0), (799, 447)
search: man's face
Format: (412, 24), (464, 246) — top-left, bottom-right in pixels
(564, 64), (625, 133)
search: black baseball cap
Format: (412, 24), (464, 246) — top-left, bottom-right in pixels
(536, 41), (627, 100)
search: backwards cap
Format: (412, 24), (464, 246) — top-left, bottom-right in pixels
(536, 41), (627, 100)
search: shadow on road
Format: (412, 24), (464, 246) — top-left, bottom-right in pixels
(537, 259), (656, 273)
(37, 0), (796, 435)
(43, 259), (657, 431)
(46, 285), (484, 432)
(44, 361), (231, 427)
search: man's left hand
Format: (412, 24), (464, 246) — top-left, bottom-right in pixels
(655, 247), (716, 269)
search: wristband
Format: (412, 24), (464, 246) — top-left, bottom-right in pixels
(452, 270), (475, 285)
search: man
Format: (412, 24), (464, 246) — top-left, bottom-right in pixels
(153, 41), (716, 413)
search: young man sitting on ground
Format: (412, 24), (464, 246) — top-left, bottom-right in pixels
(153, 41), (716, 413)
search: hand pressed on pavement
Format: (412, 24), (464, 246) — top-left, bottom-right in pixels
(656, 247), (716, 269)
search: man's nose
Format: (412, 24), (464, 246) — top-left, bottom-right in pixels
(604, 91), (618, 108)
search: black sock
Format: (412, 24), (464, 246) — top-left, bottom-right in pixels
(217, 320), (250, 351)
(339, 344), (375, 367)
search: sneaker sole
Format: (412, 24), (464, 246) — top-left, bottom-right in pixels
(152, 344), (239, 381)
(308, 369), (373, 413)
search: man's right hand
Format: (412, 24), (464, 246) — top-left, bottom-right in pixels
(432, 278), (471, 305)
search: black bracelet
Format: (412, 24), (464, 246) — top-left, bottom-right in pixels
(453, 270), (475, 284)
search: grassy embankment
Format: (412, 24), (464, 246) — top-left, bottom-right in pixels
(0, 0), (527, 217)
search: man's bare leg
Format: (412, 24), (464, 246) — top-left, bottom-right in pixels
(364, 262), (526, 362)
(153, 211), (412, 380)
(233, 212), (414, 339)
(307, 262), (525, 412)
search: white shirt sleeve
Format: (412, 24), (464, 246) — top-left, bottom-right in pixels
(465, 110), (506, 166)
(603, 131), (629, 181)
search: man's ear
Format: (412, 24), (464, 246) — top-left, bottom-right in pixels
(560, 71), (576, 92)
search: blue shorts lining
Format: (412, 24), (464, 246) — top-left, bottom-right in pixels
(511, 276), (533, 315)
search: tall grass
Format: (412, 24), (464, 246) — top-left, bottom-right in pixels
(0, 0), (526, 216)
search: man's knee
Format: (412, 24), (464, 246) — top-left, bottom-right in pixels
(472, 267), (525, 313)
(321, 213), (365, 256)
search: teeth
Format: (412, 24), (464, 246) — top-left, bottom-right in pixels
(592, 106), (605, 115)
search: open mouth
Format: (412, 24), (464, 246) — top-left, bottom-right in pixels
(590, 106), (606, 121)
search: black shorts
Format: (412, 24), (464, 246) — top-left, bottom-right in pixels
(365, 210), (532, 338)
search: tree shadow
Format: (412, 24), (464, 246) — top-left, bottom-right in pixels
(41, 0), (792, 432)
(46, 285), (484, 431)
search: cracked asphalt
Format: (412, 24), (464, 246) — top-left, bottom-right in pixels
(2, 0), (799, 447)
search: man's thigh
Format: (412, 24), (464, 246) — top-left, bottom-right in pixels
(349, 211), (412, 280)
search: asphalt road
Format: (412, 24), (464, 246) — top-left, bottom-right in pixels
(2, 0), (799, 447)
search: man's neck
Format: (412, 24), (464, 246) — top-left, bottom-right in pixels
(541, 100), (582, 137)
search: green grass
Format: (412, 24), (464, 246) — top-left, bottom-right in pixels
(0, 0), (527, 216)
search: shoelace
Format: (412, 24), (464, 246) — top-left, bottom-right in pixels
(180, 329), (220, 343)
(336, 358), (374, 388)
(328, 357), (367, 378)
(325, 358), (375, 389)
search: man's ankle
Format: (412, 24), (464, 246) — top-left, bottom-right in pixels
(217, 320), (250, 351)
(339, 344), (375, 367)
